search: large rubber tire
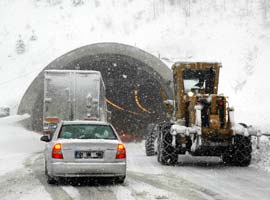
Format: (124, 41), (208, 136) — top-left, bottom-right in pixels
(222, 147), (234, 165)
(223, 135), (252, 166)
(145, 126), (157, 156)
(157, 123), (178, 165)
(232, 135), (252, 166)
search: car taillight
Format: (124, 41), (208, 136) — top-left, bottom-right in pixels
(116, 144), (126, 159)
(52, 143), (63, 159)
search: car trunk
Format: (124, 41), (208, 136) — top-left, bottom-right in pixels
(55, 139), (120, 163)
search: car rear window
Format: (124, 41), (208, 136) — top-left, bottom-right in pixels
(58, 124), (117, 140)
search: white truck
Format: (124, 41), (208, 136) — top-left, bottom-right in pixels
(43, 70), (107, 134)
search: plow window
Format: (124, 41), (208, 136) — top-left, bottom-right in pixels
(183, 79), (200, 92)
(182, 68), (216, 94)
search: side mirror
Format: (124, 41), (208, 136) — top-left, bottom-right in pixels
(40, 135), (50, 142)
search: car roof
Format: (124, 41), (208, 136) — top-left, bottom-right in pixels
(62, 120), (110, 126)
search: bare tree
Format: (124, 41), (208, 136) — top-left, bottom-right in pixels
(262, 0), (270, 22)
(16, 35), (26, 54)
(182, 0), (191, 17)
(246, 0), (249, 16)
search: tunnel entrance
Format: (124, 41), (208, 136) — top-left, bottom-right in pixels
(18, 43), (173, 139)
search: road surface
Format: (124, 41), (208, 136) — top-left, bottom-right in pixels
(1, 141), (270, 200)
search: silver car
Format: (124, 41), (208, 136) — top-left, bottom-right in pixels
(40, 120), (126, 184)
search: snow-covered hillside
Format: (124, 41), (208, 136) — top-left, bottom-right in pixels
(0, 0), (270, 130)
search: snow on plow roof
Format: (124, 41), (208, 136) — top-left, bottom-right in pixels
(173, 61), (222, 67)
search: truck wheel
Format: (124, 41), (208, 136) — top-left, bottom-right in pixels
(145, 126), (157, 156)
(115, 176), (126, 184)
(231, 135), (252, 166)
(157, 123), (178, 165)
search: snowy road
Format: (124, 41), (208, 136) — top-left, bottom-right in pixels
(1, 116), (270, 200)
(1, 141), (270, 200)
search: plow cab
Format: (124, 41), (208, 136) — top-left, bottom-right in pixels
(173, 62), (229, 129)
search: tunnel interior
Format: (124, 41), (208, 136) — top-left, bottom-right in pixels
(19, 43), (172, 140)
(66, 54), (167, 137)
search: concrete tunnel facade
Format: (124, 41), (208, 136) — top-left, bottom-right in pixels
(18, 42), (173, 137)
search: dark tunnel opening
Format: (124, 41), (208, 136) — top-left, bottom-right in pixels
(18, 43), (173, 140)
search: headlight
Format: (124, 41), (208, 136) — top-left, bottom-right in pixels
(187, 91), (194, 97)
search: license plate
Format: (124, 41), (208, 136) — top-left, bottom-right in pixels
(75, 151), (103, 159)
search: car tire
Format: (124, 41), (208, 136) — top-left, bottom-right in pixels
(47, 176), (58, 184)
(45, 161), (57, 184)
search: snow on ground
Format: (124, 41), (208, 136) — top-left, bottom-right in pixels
(0, 120), (270, 199)
(1, 114), (268, 175)
(61, 186), (80, 200)
(0, 115), (44, 176)
(125, 141), (270, 200)
(252, 136), (270, 172)
(0, 115), (52, 200)
(129, 140), (270, 174)
(114, 178), (182, 200)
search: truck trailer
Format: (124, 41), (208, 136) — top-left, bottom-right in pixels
(43, 70), (107, 134)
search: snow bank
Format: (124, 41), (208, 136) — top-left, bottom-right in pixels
(252, 136), (270, 172)
(0, 115), (44, 176)
(0, 113), (30, 125)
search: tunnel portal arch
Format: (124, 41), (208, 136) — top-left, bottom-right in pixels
(18, 42), (173, 137)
